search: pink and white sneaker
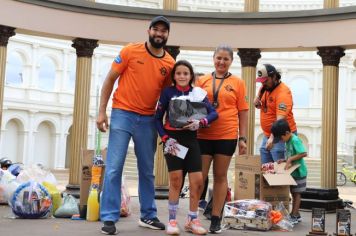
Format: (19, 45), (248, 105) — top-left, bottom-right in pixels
(184, 218), (207, 235)
(166, 219), (180, 235)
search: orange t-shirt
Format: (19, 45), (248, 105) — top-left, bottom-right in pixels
(260, 82), (297, 136)
(111, 42), (175, 115)
(196, 74), (249, 140)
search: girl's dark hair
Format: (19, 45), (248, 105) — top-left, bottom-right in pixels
(171, 60), (195, 86)
(271, 119), (291, 138)
(213, 44), (234, 61)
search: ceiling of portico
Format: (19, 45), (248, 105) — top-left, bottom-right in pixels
(2, 0), (356, 51)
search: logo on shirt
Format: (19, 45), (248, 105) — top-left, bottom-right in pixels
(224, 85), (234, 92)
(114, 55), (122, 64)
(160, 67), (167, 77)
(278, 102), (287, 111)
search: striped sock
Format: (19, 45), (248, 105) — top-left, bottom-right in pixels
(168, 201), (179, 221)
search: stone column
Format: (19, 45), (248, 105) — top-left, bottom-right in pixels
(0, 25), (15, 140)
(66, 38), (98, 196)
(237, 48), (261, 155)
(155, 45), (180, 199)
(244, 0), (259, 12)
(163, 0), (178, 10)
(317, 46), (344, 188)
(324, 0), (339, 8)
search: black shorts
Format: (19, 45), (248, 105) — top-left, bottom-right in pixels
(164, 130), (202, 173)
(198, 139), (237, 156)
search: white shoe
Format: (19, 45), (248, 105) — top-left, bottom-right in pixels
(166, 219), (180, 235)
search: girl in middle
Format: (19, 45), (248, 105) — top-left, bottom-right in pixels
(155, 60), (218, 235)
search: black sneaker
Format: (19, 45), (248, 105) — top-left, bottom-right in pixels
(101, 221), (118, 235)
(139, 217), (165, 230)
(209, 216), (222, 234)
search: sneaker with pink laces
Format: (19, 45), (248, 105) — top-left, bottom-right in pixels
(166, 219), (180, 235)
(184, 218), (207, 235)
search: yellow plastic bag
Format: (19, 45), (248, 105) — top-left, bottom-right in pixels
(42, 181), (62, 214)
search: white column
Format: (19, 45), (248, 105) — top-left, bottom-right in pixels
(311, 126), (318, 158)
(21, 130), (29, 163)
(25, 110), (36, 165)
(93, 54), (101, 89)
(55, 69), (62, 93)
(312, 69), (320, 107)
(30, 44), (39, 88)
(62, 50), (69, 91)
(337, 65), (347, 147)
(53, 133), (60, 168)
(56, 114), (68, 168)
(23, 64), (31, 88)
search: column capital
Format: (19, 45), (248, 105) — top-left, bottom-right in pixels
(0, 25), (16, 46)
(317, 46), (345, 66)
(72, 38), (98, 57)
(164, 45), (180, 60)
(237, 48), (261, 67)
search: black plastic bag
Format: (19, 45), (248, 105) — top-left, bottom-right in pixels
(168, 99), (207, 128)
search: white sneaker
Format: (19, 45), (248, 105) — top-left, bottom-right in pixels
(166, 219), (180, 235)
(185, 218), (207, 235)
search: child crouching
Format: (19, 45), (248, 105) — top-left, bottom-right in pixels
(271, 119), (308, 225)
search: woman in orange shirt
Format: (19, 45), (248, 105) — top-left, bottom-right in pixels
(196, 45), (249, 233)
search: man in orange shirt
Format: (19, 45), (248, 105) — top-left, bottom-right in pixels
(254, 64), (297, 164)
(97, 16), (175, 235)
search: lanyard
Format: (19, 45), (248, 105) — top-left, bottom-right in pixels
(212, 72), (229, 108)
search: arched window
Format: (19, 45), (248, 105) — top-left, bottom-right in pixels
(5, 52), (23, 86)
(1, 119), (24, 163)
(290, 79), (310, 108)
(34, 121), (55, 168)
(38, 57), (56, 91)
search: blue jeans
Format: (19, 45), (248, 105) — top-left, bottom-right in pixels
(100, 108), (158, 222)
(260, 135), (286, 164)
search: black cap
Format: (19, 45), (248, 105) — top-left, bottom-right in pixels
(149, 16), (170, 31)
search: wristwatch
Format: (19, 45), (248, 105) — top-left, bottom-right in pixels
(238, 136), (247, 143)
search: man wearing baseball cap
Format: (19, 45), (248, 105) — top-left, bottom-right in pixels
(97, 16), (175, 234)
(254, 64), (297, 164)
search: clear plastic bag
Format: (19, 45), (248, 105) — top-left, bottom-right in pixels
(54, 193), (79, 218)
(271, 202), (294, 231)
(0, 169), (20, 204)
(120, 176), (131, 217)
(16, 164), (57, 185)
(10, 181), (52, 219)
(223, 199), (272, 231)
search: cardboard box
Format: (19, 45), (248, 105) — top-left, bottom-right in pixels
(79, 149), (106, 216)
(234, 155), (299, 208)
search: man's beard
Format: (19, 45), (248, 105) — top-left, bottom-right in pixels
(149, 36), (167, 49)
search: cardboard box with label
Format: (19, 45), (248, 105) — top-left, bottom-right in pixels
(79, 149), (106, 218)
(234, 155), (299, 208)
